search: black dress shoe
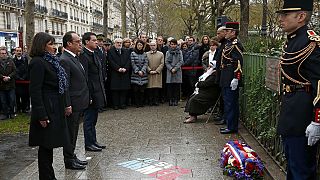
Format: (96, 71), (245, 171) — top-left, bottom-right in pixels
(220, 129), (237, 134)
(85, 145), (102, 152)
(76, 158), (88, 165)
(214, 120), (226, 125)
(65, 160), (86, 170)
(220, 127), (228, 131)
(94, 142), (106, 149)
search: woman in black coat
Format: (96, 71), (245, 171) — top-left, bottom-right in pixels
(184, 67), (220, 123)
(28, 32), (69, 180)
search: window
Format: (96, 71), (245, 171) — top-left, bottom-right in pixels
(45, 20), (48, 30)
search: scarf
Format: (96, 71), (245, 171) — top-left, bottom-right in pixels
(193, 68), (215, 95)
(42, 52), (68, 94)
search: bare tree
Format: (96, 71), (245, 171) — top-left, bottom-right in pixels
(126, 0), (144, 37)
(103, 0), (109, 37)
(121, 0), (127, 38)
(25, 0), (35, 50)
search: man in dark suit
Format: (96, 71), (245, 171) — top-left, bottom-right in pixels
(13, 47), (30, 113)
(95, 34), (107, 112)
(60, 31), (89, 170)
(79, 32), (107, 152)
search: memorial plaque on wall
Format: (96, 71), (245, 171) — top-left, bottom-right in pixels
(265, 58), (280, 93)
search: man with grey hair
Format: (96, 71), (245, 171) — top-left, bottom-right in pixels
(107, 38), (131, 109)
(146, 40), (164, 106)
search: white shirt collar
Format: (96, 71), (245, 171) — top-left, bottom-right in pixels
(64, 49), (77, 57)
(84, 47), (94, 53)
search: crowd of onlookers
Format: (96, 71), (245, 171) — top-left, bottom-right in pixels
(0, 29), (226, 121)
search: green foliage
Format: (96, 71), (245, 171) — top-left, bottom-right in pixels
(0, 114), (30, 134)
(243, 68), (277, 140)
(242, 36), (284, 56)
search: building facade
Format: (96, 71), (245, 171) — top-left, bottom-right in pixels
(0, 0), (122, 51)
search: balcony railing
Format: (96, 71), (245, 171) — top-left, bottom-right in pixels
(93, 9), (103, 17)
(35, 4), (48, 14)
(50, 9), (68, 19)
(0, 0), (25, 8)
(92, 22), (103, 29)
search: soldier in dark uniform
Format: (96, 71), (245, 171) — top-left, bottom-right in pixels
(95, 34), (107, 111)
(276, 0), (320, 179)
(218, 22), (244, 134)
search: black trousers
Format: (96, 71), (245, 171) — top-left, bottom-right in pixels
(15, 84), (30, 112)
(160, 68), (167, 102)
(132, 84), (146, 106)
(112, 90), (128, 107)
(63, 111), (81, 161)
(167, 83), (181, 101)
(38, 146), (55, 180)
(147, 88), (160, 104)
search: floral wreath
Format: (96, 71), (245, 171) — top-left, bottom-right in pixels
(220, 140), (264, 179)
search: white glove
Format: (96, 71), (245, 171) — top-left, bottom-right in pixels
(305, 122), (320, 146)
(230, 78), (238, 90)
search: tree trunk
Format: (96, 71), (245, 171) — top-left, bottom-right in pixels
(210, 0), (216, 30)
(121, 0), (127, 38)
(239, 0), (249, 40)
(25, 0), (35, 51)
(103, 0), (109, 38)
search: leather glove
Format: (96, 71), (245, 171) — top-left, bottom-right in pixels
(305, 121), (320, 146)
(230, 78), (238, 90)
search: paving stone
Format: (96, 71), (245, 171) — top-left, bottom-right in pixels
(11, 103), (272, 180)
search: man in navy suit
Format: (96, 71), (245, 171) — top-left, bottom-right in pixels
(60, 31), (90, 170)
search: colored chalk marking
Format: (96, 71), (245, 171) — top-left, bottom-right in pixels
(154, 162), (173, 169)
(136, 165), (163, 175)
(137, 158), (157, 163)
(128, 162), (150, 170)
(118, 160), (140, 167)
(117, 158), (191, 179)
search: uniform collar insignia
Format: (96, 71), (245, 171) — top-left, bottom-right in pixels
(307, 30), (317, 36)
(307, 30), (320, 42)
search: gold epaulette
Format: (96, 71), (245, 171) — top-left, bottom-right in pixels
(232, 39), (238, 45)
(307, 30), (320, 43)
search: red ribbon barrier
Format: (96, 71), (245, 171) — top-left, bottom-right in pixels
(16, 80), (30, 84)
(181, 66), (203, 70)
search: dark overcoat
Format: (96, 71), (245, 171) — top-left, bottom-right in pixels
(28, 57), (68, 148)
(60, 51), (89, 112)
(185, 74), (220, 115)
(0, 57), (16, 90)
(79, 48), (106, 109)
(107, 47), (131, 90)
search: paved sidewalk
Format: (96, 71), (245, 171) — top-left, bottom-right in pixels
(13, 103), (261, 180)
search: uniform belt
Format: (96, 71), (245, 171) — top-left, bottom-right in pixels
(283, 84), (311, 93)
(221, 64), (232, 69)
